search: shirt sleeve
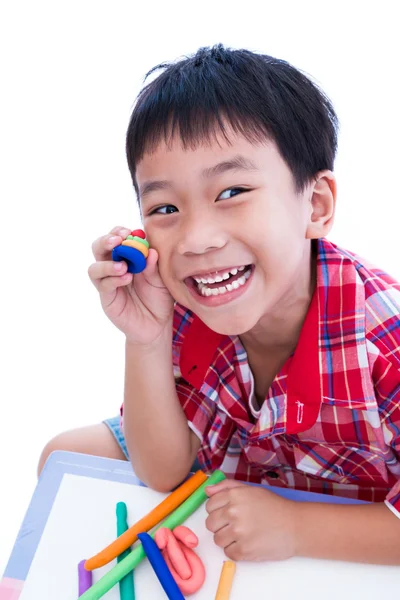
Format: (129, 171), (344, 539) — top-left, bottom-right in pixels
(172, 337), (216, 441)
(372, 351), (400, 518)
(119, 339), (216, 441)
(384, 389), (400, 518)
(119, 378), (216, 441)
(385, 482), (400, 517)
(175, 378), (216, 441)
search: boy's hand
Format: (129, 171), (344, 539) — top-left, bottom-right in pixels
(205, 479), (297, 562)
(88, 226), (174, 345)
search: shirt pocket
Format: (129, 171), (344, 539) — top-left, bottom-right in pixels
(292, 440), (390, 485)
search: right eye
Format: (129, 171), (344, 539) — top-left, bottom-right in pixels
(150, 205), (178, 215)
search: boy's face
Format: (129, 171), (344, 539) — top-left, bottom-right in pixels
(136, 129), (332, 335)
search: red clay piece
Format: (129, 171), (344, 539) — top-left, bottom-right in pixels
(130, 229), (146, 239)
(155, 526), (206, 596)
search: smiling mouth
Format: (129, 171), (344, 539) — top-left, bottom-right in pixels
(187, 264), (253, 297)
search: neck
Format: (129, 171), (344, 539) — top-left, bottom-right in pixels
(240, 245), (316, 357)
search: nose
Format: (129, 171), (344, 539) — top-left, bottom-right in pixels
(176, 212), (227, 256)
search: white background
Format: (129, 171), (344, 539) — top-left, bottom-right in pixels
(1, 0), (399, 575)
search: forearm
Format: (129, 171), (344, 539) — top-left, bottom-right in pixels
(123, 332), (199, 492)
(295, 500), (400, 565)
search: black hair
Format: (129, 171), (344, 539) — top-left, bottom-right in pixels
(126, 44), (339, 195)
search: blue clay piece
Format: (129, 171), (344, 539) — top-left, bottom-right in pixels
(112, 245), (147, 274)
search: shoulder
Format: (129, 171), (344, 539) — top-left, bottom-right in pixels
(327, 240), (400, 362)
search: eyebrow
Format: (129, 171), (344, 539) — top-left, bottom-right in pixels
(201, 155), (258, 179)
(139, 154), (259, 200)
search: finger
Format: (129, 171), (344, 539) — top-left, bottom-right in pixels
(109, 225), (132, 237)
(91, 227), (132, 262)
(205, 506), (230, 534)
(205, 491), (231, 514)
(138, 248), (167, 290)
(91, 233), (123, 262)
(97, 272), (133, 295)
(224, 541), (242, 562)
(213, 524), (236, 551)
(205, 479), (245, 498)
(88, 260), (128, 288)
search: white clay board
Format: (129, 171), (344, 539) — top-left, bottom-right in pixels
(19, 474), (400, 599)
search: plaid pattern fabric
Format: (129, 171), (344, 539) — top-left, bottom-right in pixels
(172, 238), (400, 516)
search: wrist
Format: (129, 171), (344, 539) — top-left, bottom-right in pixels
(125, 321), (173, 355)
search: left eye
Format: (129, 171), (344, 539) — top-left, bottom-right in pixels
(217, 187), (247, 200)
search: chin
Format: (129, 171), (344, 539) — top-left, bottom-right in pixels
(196, 309), (260, 337)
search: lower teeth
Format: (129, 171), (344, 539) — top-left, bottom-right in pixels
(197, 268), (251, 297)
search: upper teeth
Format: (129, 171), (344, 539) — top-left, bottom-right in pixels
(196, 267), (251, 297)
(193, 266), (246, 285)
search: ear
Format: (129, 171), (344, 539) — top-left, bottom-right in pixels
(306, 170), (337, 239)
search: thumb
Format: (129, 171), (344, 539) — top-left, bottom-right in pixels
(205, 478), (245, 496)
(141, 248), (168, 289)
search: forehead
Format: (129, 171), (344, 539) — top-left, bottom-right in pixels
(135, 130), (285, 183)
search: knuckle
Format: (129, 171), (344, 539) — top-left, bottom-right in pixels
(227, 505), (238, 519)
(232, 523), (241, 538)
(111, 225), (124, 235)
(98, 278), (111, 294)
(227, 489), (237, 501)
(91, 240), (99, 256)
(87, 263), (99, 282)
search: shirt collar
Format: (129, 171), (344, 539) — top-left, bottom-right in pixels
(180, 238), (369, 433)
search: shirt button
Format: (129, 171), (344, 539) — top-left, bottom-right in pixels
(266, 470), (279, 479)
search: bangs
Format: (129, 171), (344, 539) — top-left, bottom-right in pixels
(129, 105), (270, 159)
(126, 59), (273, 163)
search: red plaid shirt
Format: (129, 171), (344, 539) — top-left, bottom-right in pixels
(172, 238), (400, 516)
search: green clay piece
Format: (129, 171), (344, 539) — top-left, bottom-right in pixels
(79, 470), (226, 600)
(125, 235), (149, 248)
(132, 236), (149, 248)
(116, 502), (136, 599)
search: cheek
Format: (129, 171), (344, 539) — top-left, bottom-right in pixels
(248, 193), (306, 239)
(149, 237), (173, 278)
(157, 254), (172, 283)
(254, 238), (305, 280)
(254, 219), (306, 269)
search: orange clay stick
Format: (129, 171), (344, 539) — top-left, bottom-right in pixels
(85, 471), (207, 571)
(215, 561), (236, 600)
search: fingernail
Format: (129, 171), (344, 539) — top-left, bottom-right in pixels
(114, 262), (123, 271)
(109, 236), (119, 245)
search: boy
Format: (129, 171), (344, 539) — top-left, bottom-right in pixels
(39, 45), (400, 564)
